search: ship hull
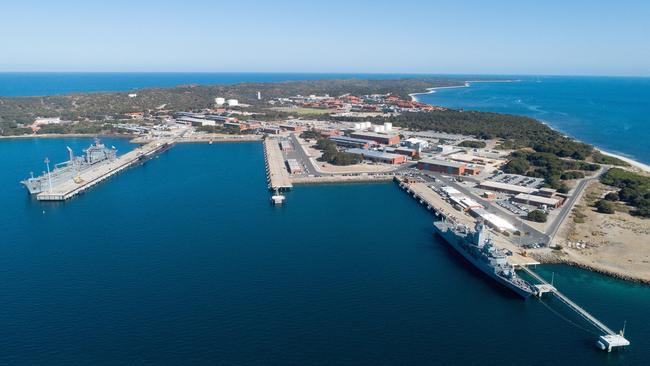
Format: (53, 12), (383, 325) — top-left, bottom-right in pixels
(434, 224), (532, 299)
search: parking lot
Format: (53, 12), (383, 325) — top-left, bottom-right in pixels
(488, 172), (544, 188)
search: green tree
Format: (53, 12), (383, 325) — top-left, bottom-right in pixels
(526, 210), (548, 223)
(595, 200), (615, 214)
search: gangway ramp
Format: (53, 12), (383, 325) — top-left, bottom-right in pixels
(521, 266), (630, 352)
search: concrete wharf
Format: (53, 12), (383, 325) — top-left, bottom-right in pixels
(36, 139), (172, 201)
(292, 175), (393, 185)
(396, 177), (538, 267)
(263, 138), (293, 191)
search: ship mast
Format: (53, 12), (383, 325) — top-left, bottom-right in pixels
(44, 157), (52, 192)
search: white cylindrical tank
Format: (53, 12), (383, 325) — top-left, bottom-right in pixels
(353, 122), (362, 130)
(227, 99), (239, 106)
(215, 97), (225, 106)
(364, 122), (372, 129)
(384, 122), (393, 131)
(373, 125), (385, 133)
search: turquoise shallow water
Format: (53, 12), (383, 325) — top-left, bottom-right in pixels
(1, 138), (649, 365)
(415, 76), (650, 165)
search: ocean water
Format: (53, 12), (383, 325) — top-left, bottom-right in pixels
(1, 138), (649, 365)
(0, 72), (437, 97)
(415, 76), (650, 165)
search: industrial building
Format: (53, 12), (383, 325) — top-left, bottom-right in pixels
(205, 114), (237, 123)
(535, 187), (557, 197)
(449, 195), (484, 212)
(346, 148), (407, 164)
(394, 147), (418, 157)
(478, 181), (537, 195)
(261, 127), (281, 135)
(464, 165), (481, 175)
(417, 158), (466, 175)
(403, 137), (429, 150)
(330, 136), (372, 149)
(177, 116), (217, 127)
(286, 159), (302, 174)
(279, 140), (293, 152)
(316, 128), (342, 137)
(469, 208), (517, 232)
(434, 145), (456, 154)
(350, 131), (400, 145)
(280, 124), (306, 132)
(513, 193), (561, 208)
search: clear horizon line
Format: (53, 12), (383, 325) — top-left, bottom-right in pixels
(0, 71), (648, 78)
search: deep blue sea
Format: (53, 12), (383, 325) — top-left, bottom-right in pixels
(1, 138), (649, 365)
(415, 76), (650, 165)
(0, 72), (435, 97)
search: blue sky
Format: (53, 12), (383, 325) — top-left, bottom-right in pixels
(1, 0), (648, 75)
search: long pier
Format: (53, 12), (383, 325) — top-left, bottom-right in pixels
(36, 139), (172, 201)
(521, 266), (630, 352)
(263, 138), (293, 191)
(396, 177), (538, 267)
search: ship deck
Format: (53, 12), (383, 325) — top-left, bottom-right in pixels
(36, 139), (172, 201)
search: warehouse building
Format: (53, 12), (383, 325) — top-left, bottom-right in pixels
(280, 124), (306, 132)
(350, 131), (401, 145)
(535, 187), (557, 198)
(403, 137), (429, 150)
(279, 140), (293, 152)
(177, 116), (217, 127)
(261, 127), (281, 135)
(469, 208), (517, 232)
(330, 136), (372, 149)
(346, 148), (407, 164)
(464, 165), (482, 175)
(449, 195), (484, 212)
(286, 159), (302, 174)
(417, 158), (466, 175)
(513, 193), (561, 208)
(394, 147), (418, 157)
(478, 181), (537, 195)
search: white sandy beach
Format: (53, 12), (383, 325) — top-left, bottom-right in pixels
(411, 80), (650, 174)
(598, 149), (650, 173)
(409, 79), (518, 102)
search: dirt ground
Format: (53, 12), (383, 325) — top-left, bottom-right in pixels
(551, 180), (650, 282)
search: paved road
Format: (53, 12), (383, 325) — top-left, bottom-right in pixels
(545, 167), (608, 243)
(288, 133), (321, 175)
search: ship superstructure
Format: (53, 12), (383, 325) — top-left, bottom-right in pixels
(434, 219), (534, 298)
(22, 138), (117, 195)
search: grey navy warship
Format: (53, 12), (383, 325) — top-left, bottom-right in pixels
(434, 219), (534, 298)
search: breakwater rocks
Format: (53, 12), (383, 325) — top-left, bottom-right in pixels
(531, 251), (650, 285)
